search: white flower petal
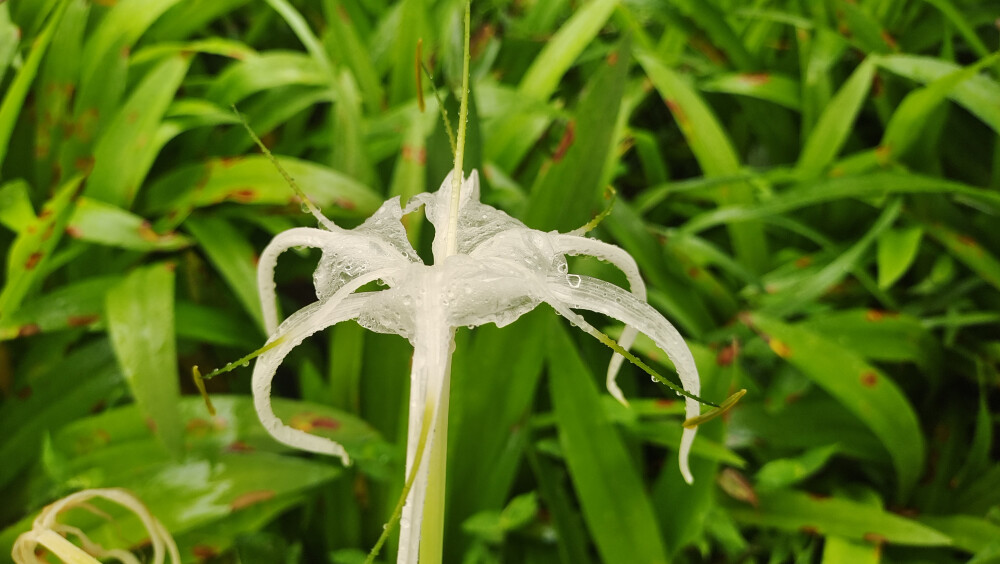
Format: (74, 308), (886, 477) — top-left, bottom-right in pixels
(545, 275), (700, 484)
(252, 268), (396, 464)
(552, 234), (648, 405)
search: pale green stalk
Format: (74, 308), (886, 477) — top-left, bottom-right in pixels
(445, 2), (472, 257)
(417, 4), (470, 562)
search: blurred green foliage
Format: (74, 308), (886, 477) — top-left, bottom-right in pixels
(1, 0), (998, 562)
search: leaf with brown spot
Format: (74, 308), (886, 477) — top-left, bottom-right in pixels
(230, 490), (275, 510)
(66, 314), (99, 327)
(860, 371), (878, 387)
(726, 489), (950, 546)
(0, 176), (83, 326)
(749, 313), (926, 499)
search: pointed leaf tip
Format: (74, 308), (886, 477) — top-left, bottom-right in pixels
(683, 389), (746, 429)
(192, 366), (216, 416)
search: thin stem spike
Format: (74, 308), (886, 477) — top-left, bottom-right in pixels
(232, 106), (334, 229)
(416, 39), (425, 113)
(419, 60), (457, 159)
(196, 336), (285, 381)
(445, 1), (472, 257)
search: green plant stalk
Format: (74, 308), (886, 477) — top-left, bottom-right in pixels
(416, 3), (470, 561)
(418, 352), (451, 563)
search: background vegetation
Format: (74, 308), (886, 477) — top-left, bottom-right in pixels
(1, 0), (999, 562)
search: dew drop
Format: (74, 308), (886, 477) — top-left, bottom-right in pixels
(566, 274), (582, 288)
(300, 202), (310, 214)
(557, 262), (568, 274)
(241, 361), (249, 368)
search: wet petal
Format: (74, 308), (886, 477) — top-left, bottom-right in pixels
(257, 199), (418, 333)
(552, 234), (648, 405)
(252, 268), (398, 464)
(544, 275), (700, 484)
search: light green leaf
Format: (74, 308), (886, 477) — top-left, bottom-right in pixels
(796, 58), (876, 177)
(725, 489), (950, 546)
(185, 215), (265, 332)
(0, 175), (82, 324)
(749, 313), (926, 499)
(105, 263), (183, 456)
(877, 225), (923, 289)
(86, 54), (191, 207)
(548, 320), (669, 564)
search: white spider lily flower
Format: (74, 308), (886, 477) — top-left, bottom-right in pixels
(12, 488), (179, 564)
(251, 170), (701, 561)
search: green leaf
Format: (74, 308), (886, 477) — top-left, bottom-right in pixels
(682, 172), (1000, 234)
(821, 537), (880, 564)
(547, 320), (669, 564)
(800, 309), (941, 376)
(923, 220), (1000, 293)
(760, 198), (900, 317)
(185, 215), (265, 332)
(0, 175), (82, 324)
(525, 40), (629, 232)
(755, 445), (839, 492)
(486, 0), (617, 170)
(144, 155), (382, 221)
(50, 396), (386, 474)
(0, 4), (18, 83)
(636, 48), (767, 273)
(725, 489), (950, 546)
(0, 339), (122, 489)
(876, 55), (1000, 135)
(0, 179), (37, 232)
(69, 198), (192, 251)
(0, 0), (67, 172)
(795, 58), (876, 177)
(76, 0), (181, 120)
(749, 313), (926, 499)
(877, 225), (923, 289)
(917, 515), (1000, 554)
(462, 492), (538, 544)
(880, 53), (1000, 162)
(86, 54), (191, 207)
(176, 301), (259, 349)
(446, 310), (547, 560)
(0, 275), (118, 340)
(206, 52), (327, 106)
(105, 263), (184, 456)
(518, 0), (618, 101)
(700, 72), (801, 110)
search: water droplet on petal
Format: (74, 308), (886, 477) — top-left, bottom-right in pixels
(566, 274), (582, 288)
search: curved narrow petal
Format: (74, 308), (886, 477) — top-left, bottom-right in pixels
(544, 276), (700, 484)
(257, 224), (416, 333)
(252, 268), (397, 464)
(257, 227), (341, 333)
(552, 234), (647, 405)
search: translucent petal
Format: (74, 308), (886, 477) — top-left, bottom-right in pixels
(552, 234), (648, 405)
(252, 269), (395, 464)
(544, 275), (700, 484)
(257, 199), (417, 333)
